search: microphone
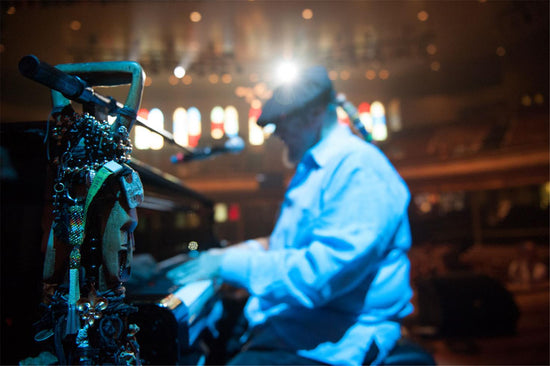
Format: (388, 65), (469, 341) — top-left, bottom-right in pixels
(335, 93), (372, 142)
(19, 55), (86, 99)
(171, 136), (245, 163)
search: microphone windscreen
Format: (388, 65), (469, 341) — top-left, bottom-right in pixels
(225, 136), (245, 153)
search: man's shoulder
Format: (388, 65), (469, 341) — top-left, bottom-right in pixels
(315, 126), (393, 171)
(337, 136), (389, 166)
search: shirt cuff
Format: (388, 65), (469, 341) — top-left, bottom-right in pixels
(220, 248), (252, 287)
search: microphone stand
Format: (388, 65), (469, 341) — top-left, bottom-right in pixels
(336, 93), (373, 143)
(19, 54), (195, 156)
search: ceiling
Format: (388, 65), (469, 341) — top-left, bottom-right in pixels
(0, 1), (548, 200)
(1, 0), (548, 124)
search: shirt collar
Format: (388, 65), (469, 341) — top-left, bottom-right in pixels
(304, 124), (354, 168)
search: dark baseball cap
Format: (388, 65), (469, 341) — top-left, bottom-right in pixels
(257, 66), (335, 127)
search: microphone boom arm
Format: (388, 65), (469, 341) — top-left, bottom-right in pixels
(19, 54), (194, 155)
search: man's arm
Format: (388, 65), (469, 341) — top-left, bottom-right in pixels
(219, 152), (410, 307)
(166, 237), (269, 283)
(169, 150), (409, 307)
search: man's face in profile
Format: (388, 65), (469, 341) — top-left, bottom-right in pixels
(100, 191), (138, 290)
(274, 109), (321, 166)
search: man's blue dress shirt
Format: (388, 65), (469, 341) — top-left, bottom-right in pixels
(220, 124), (413, 365)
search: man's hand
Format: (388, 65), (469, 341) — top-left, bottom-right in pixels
(254, 237), (270, 250)
(166, 251), (224, 286)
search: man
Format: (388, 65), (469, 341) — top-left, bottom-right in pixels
(168, 66), (413, 365)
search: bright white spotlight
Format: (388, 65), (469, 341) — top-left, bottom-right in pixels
(276, 61), (298, 84)
(174, 66), (186, 79)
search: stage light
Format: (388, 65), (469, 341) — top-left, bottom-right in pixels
(248, 107), (264, 146)
(148, 108), (165, 150)
(70, 20), (81, 31)
(173, 107), (189, 147)
(276, 60), (299, 84)
(209, 74), (219, 84)
(182, 75), (192, 85)
(235, 86), (247, 97)
(417, 10), (429, 22)
(388, 99), (402, 132)
(224, 106), (239, 137)
(221, 73), (232, 84)
(358, 102), (372, 133)
(188, 107), (202, 148)
(214, 203), (228, 223)
(190, 11), (202, 22)
(540, 182), (550, 209)
(251, 99), (262, 109)
(426, 44), (437, 55)
(212, 128), (224, 139)
(168, 75), (179, 85)
(254, 82), (267, 96)
(340, 70), (350, 80)
(365, 70), (376, 80)
(371, 101), (388, 141)
(228, 203), (241, 221)
(337, 106), (350, 125)
(174, 66), (186, 79)
(135, 109), (150, 150)
(379, 69), (390, 80)
(210, 106), (225, 139)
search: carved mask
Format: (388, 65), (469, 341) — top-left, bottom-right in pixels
(98, 170), (142, 292)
